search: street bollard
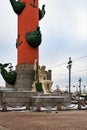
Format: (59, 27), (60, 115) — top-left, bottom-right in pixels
(2, 101), (7, 112)
(56, 101), (61, 111)
(25, 100), (30, 110)
(35, 101), (41, 112)
(78, 100), (81, 110)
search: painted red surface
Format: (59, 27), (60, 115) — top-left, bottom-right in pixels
(17, 0), (39, 64)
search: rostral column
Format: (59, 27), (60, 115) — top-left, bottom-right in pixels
(17, 0), (39, 64)
(10, 0), (45, 91)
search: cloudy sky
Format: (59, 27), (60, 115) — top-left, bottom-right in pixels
(0, 0), (87, 92)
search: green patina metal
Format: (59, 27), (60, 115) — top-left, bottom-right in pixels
(0, 63), (17, 85)
(26, 26), (42, 48)
(36, 81), (42, 92)
(39, 5), (46, 20)
(10, 0), (26, 15)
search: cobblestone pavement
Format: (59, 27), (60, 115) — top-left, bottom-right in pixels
(0, 110), (87, 130)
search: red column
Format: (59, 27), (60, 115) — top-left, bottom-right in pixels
(17, 0), (39, 64)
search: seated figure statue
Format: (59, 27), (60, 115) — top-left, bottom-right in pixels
(32, 59), (53, 94)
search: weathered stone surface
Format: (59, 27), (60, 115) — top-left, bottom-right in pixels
(15, 64), (35, 91)
(6, 64), (35, 91)
(0, 91), (37, 107)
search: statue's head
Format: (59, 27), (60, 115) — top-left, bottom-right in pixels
(40, 65), (46, 71)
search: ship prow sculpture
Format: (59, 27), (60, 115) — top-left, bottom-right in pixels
(0, 63), (16, 85)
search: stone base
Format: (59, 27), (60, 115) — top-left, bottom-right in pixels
(6, 64), (35, 91)
(0, 91), (71, 109)
(1, 91), (36, 107)
(3, 63), (54, 107)
(31, 93), (71, 108)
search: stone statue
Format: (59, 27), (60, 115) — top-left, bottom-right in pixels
(32, 60), (53, 94)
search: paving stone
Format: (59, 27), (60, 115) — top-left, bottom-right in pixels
(0, 126), (10, 130)
(0, 111), (87, 130)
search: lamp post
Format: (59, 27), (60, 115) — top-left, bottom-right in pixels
(83, 85), (86, 94)
(78, 78), (82, 95)
(67, 57), (72, 93)
(66, 86), (68, 93)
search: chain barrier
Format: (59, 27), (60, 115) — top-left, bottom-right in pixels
(0, 100), (87, 111)
(61, 103), (77, 109)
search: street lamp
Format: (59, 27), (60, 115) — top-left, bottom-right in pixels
(67, 57), (72, 93)
(83, 85), (86, 94)
(78, 78), (82, 95)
